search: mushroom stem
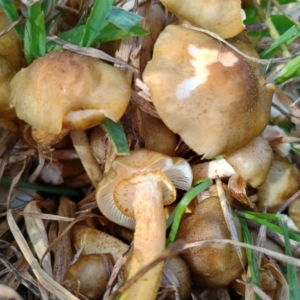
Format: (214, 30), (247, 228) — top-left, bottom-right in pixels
(119, 172), (173, 300)
(69, 130), (102, 188)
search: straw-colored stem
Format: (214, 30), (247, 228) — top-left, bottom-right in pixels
(120, 173), (167, 300)
(70, 130), (102, 188)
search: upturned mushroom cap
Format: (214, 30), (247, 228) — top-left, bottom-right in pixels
(10, 51), (131, 135)
(143, 25), (274, 159)
(96, 148), (192, 229)
(160, 0), (245, 39)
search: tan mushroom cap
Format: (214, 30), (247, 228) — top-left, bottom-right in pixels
(143, 25), (274, 159)
(161, 0), (245, 39)
(10, 51), (131, 134)
(224, 136), (273, 188)
(96, 148), (192, 229)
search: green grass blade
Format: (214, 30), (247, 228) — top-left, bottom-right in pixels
(107, 7), (143, 31)
(0, 0), (23, 38)
(50, 22), (148, 52)
(237, 211), (300, 243)
(239, 217), (262, 300)
(240, 211), (280, 221)
(0, 177), (80, 196)
(80, 0), (114, 47)
(94, 22), (149, 43)
(261, 25), (300, 58)
(277, 214), (300, 300)
(274, 55), (300, 84)
(101, 119), (129, 155)
(24, 1), (46, 64)
(166, 179), (213, 247)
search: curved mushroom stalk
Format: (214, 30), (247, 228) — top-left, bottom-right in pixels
(69, 130), (102, 188)
(115, 171), (176, 300)
(96, 149), (193, 300)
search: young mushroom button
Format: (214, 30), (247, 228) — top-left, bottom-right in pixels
(96, 148), (192, 300)
(143, 25), (274, 159)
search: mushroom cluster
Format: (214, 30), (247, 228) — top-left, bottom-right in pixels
(1, 0), (296, 299)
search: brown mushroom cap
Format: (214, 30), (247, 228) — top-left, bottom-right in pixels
(257, 156), (300, 212)
(160, 0), (245, 39)
(224, 136), (273, 188)
(10, 51), (131, 135)
(96, 148), (192, 229)
(64, 254), (112, 300)
(143, 25), (274, 159)
(177, 196), (246, 287)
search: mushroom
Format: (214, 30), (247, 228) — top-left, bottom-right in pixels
(257, 156), (300, 212)
(96, 148), (192, 300)
(176, 196), (246, 287)
(71, 222), (130, 272)
(224, 136), (273, 188)
(160, 0), (246, 39)
(143, 25), (274, 159)
(64, 253), (113, 300)
(141, 111), (179, 156)
(10, 51), (131, 186)
(164, 256), (191, 300)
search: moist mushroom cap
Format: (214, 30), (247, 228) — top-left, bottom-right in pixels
(10, 51), (131, 134)
(161, 0), (245, 39)
(96, 148), (192, 229)
(143, 25), (274, 159)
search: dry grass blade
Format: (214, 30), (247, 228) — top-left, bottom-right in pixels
(52, 197), (75, 286)
(7, 209), (80, 300)
(103, 243), (133, 300)
(24, 201), (53, 277)
(18, 210), (75, 221)
(40, 212), (97, 263)
(0, 253), (40, 297)
(228, 174), (255, 209)
(24, 201), (52, 277)
(131, 91), (160, 119)
(0, 284), (23, 300)
(216, 178), (245, 269)
(181, 23), (300, 65)
(216, 288), (231, 300)
(238, 280), (273, 300)
(183, 240), (300, 266)
(47, 35), (136, 71)
(0, 16), (23, 37)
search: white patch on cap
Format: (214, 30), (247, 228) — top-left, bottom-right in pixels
(176, 44), (238, 100)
